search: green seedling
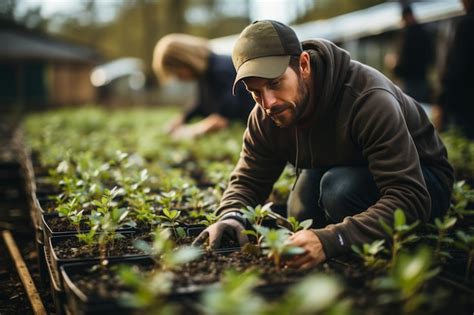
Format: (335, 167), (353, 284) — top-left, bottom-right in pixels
(157, 191), (179, 210)
(92, 207), (132, 267)
(286, 216), (313, 233)
(375, 247), (440, 314)
(120, 228), (201, 312)
(127, 190), (159, 229)
(274, 273), (349, 315)
(56, 197), (84, 232)
(184, 186), (206, 211)
(352, 239), (388, 270)
(199, 212), (219, 227)
(200, 269), (265, 315)
(241, 202), (273, 245)
(448, 181), (474, 220)
(379, 208), (420, 266)
(133, 228), (201, 270)
(80, 189), (135, 268)
(454, 229), (474, 280)
(118, 265), (175, 314)
(76, 228), (97, 251)
(92, 186), (121, 216)
(158, 208), (185, 240)
(256, 226), (305, 270)
(426, 215), (457, 263)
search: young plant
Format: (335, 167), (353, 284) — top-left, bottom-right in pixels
(454, 229), (474, 280)
(127, 190), (159, 229)
(157, 191), (179, 210)
(426, 215), (457, 263)
(241, 202), (273, 245)
(158, 208), (185, 240)
(199, 212), (219, 227)
(119, 228), (201, 312)
(92, 186), (121, 216)
(448, 181), (474, 220)
(273, 274), (349, 315)
(76, 228), (97, 252)
(133, 228), (201, 270)
(200, 269), (265, 315)
(83, 188), (135, 267)
(89, 207), (133, 267)
(352, 239), (388, 270)
(56, 197), (84, 232)
(286, 216), (313, 233)
(183, 186), (206, 211)
(379, 208), (420, 266)
(256, 226), (305, 270)
(375, 247), (440, 314)
(118, 266), (175, 314)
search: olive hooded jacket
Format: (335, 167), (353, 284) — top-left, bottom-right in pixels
(217, 39), (454, 258)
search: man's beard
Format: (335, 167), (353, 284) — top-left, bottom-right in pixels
(267, 76), (309, 128)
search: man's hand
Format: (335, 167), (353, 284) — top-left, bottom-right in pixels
(192, 219), (249, 249)
(286, 230), (326, 269)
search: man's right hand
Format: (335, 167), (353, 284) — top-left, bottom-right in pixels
(192, 219), (248, 249)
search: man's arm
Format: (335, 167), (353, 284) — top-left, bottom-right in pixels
(313, 91), (430, 259)
(216, 109), (287, 217)
(193, 108), (286, 248)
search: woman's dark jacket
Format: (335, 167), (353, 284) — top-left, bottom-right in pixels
(184, 53), (255, 123)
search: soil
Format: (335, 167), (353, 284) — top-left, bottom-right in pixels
(67, 249), (330, 302)
(52, 233), (150, 259)
(44, 215), (90, 233)
(172, 250), (325, 289)
(52, 231), (204, 260)
(0, 231), (55, 315)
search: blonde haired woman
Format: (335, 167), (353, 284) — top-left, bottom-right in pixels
(153, 34), (254, 139)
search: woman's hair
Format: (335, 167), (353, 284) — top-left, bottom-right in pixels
(153, 34), (211, 81)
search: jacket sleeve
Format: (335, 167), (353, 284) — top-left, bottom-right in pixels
(217, 108), (286, 216)
(314, 91), (430, 258)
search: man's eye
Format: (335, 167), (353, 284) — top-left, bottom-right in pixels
(269, 80), (280, 89)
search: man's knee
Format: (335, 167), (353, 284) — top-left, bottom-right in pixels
(319, 167), (376, 222)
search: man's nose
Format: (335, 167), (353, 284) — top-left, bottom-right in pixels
(261, 89), (278, 110)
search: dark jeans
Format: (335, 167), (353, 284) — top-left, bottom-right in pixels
(287, 166), (451, 229)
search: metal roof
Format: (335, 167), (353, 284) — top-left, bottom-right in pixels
(210, 1), (464, 55)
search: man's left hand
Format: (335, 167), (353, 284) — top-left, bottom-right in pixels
(286, 230), (327, 269)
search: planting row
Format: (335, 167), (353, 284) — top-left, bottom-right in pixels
(21, 107), (474, 315)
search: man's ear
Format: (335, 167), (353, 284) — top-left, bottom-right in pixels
(299, 51), (311, 79)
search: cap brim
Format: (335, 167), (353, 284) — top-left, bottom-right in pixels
(232, 55), (290, 95)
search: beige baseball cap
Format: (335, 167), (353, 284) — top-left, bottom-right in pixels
(232, 20), (302, 94)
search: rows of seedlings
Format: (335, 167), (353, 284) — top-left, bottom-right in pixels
(21, 107), (474, 315)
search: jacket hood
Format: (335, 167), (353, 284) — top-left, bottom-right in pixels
(300, 40), (351, 127)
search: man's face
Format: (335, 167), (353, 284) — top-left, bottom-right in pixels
(243, 66), (309, 127)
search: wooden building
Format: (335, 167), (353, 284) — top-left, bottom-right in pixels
(0, 19), (100, 110)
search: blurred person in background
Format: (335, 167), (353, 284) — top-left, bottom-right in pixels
(153, 34), (255, 140)
(433, 0), (474, 139)
(386, 4), (434, 105)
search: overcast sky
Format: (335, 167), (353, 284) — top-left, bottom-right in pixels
(18, 0), (305, 25)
